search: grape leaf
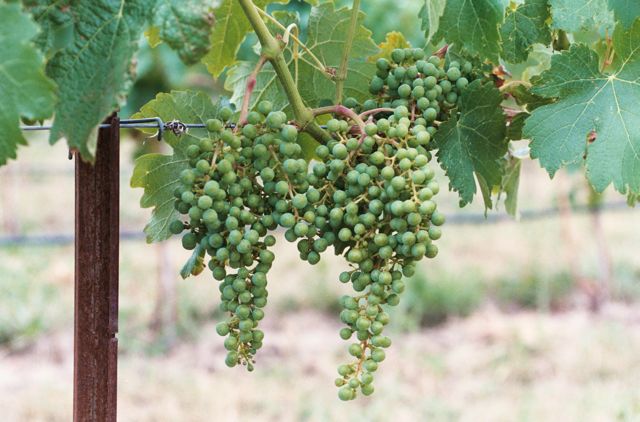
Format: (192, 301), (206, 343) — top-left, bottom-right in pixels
(46, 0), (152, 161)
(180, 244), (206, 279)
(608, 0), (640, 28)
(524, 20), (640, 197)
(131, 91), (221, 243)
(507, 112), (530, 141)
(225, 3), (378, 112)
(148, 0), (215, 64)
(202, 0), (286, 78)
(0, 3), (56, 166)
(435, 80), (508, 207)
(297, 2), (378, 103)
(500, 0), (552, 63)
(506, 83), (554, 110)
(419, 0), (446, 45)
(549, 0), (614, 33)
(22, 0), (74, 57)
(435, 0), (504, 62)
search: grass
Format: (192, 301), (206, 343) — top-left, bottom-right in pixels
(391, 272), (484, 329)
(2, 307), (640, 421)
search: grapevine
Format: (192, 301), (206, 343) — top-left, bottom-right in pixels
(3, 0), (640, 406)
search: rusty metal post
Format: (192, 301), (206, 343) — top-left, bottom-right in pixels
(74, 115), (120, 421)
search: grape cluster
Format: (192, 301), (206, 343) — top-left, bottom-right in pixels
(168, 47), (477, 399)
(367, 47), (475, 117)
(301, 49), (472, 400)
(273, 111), (446, 399)
(169, 102), (304, 370)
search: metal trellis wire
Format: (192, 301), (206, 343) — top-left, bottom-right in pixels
(20, 117), (208, 142)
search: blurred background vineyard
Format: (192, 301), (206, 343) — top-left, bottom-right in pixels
(1, 1), (640, 421)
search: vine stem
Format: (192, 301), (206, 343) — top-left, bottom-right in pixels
(335, 0), (361, 104)
(238, 0), (330, 143)
(359, 108), (394, 119)
(312, 105), (367, 136)
(600, 31), (615, 72)
(238, 56), (268, 126)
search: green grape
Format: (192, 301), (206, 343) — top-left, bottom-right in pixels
(390, 48), (405, 64)
(397, 84), (411, 98)
(447, 67), (461, 81)
(219, 107), (233, 121)
(257, 101), (273, 115)
(369, 77), (384, 94)
(206, 118), (223, 132)
(216, 322), (230, 336)
(456, 77), (469, 90)
(338, 387), (354, 401)
(169, 220), (185, 235)
(361, 384), (374, 396)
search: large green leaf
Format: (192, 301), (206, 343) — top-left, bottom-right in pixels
(609, 0), (640, 28)
(419, 0), (446, 45)
(524, 21), (640, 197)
(23, 0), (74, 57)
(148, 0), (215, 64)
(549, 0), (613, 33)
(435, 0), (504, 62)
(0, 3), (56, 166)
(202, 0), (286, 78)
(500, 0), (552, 63)
(44, 0), (152, 161)
(131, 91), (221, 243)
(225, 3), (378, 112)
(435, 80), (508, 207)
(608, 1), (640, 28)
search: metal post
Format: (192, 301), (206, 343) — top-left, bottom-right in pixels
(74, 114), (120, 421)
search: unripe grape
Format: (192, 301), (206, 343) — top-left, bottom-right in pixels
(355, 317), (371, 331)
(182, 233), (197, 250)
(340, 328), (353, 340)
(337, 364), (352, 376)
(348, 343), (363, 357)
(169, 219), (185, 235)
(431, 211), (446, 226)
(361, 373), (374, 385)
(224, 336), (238, 350)
(361, 384), (374, 396)
(398, 84), (411, 98)
(363, 360), (378, 372)
(338, 387), (354, 401)
(371, 348), (386, 362)
(206, 118), (223, 132)
(219, 107), (233, 121)
(391, 48), (405, 63)
(216, 322), (230, 336)
(257, 101), (273, 115)
(225, 352), (239, 367)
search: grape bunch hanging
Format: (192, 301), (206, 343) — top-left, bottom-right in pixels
(169, 48), (478, 400)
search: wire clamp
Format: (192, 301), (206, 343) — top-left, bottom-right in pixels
(164, 120), (189, 137)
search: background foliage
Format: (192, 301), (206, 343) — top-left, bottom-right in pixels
(0, 0), (638, 212)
